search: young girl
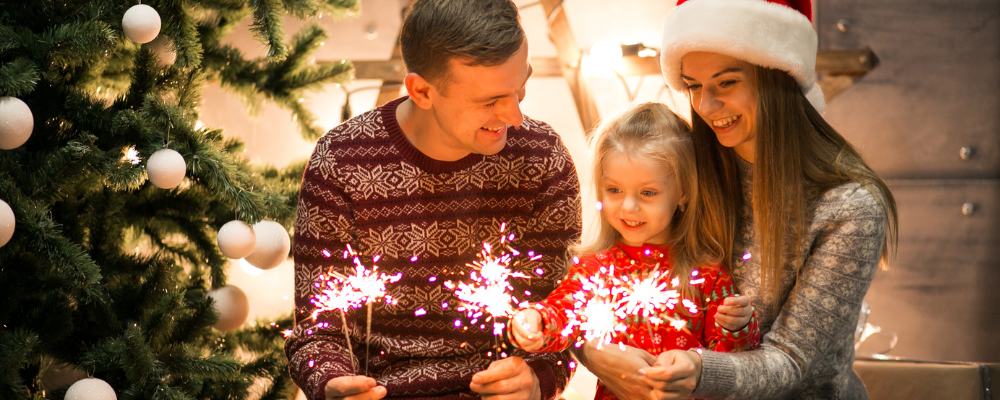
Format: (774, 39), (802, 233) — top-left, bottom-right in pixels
(507, 103), (760, 400)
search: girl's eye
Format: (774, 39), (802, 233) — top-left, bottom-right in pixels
(641, 190), (658, 197)
(719, 80), (738, 88)
(484, 101), (497, 108)
(605, 187), (621, 194)
(685, 83), (702, 91)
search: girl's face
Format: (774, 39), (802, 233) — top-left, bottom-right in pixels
(680, 51), (759, 162)
(600, 151), (684, 247)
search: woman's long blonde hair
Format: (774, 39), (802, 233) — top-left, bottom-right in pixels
(689, 66), (898, 301)
(575, 103), (728, 298)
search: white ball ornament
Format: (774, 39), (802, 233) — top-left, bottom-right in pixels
(217, 220), (256, 259)
(244, 220), (290, 270)
(146, 148), (186, 189)
(209, 285), (250, 332)
(65, 378), (117, 400)
(0, 96), (34, 150)
(122, 4), (161, 44)
(0, 199), (14, 247)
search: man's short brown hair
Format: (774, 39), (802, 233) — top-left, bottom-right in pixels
(400, 0), (525, 86)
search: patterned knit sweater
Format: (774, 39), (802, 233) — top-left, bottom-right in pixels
(692, 160), (887, 400)
(285, 97), (582, 400)
(521, 243), (760, 400)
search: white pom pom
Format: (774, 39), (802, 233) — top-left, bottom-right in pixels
(244, 220), (290, 270)
(122, 4), (161, 44)
(65, 378), (117, 400)
(209, 285), (250, 331)
(0, 97), (34, 150)
(217, 220), (256, 259)
(0, 199), (14, 247)
(146, 148), (186, 189)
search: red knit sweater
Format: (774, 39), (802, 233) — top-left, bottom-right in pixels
(520, 243), (761, 400)
(285, 97), (582, 399)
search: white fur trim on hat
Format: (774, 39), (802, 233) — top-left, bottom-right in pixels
(660, 0), (824, 112)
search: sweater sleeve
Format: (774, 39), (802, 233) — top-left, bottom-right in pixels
(511, 256), (601, 354)
(507, 121), (582, 400)
(284, 137), (360, 400)
(692, 185), (887, 399)
(700, 268), (761, 352)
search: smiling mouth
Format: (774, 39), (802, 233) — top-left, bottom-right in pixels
(480, 125), (506, 134)
(622, 219), (645, 228)
(711, 115), (740, 129)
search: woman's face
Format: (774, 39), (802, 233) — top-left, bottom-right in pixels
(680, 52), (759, 162)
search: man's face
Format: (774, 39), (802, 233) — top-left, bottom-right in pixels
(424, 40), (532, 158)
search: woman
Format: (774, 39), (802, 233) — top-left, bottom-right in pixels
(575, 0), (898, 399)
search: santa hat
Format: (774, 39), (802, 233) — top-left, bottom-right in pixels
(660, 0), (825, 112)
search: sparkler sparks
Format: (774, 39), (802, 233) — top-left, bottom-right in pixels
(307, 245), (403, 373)
(445, 223), (537, 357)
(563, 261), (708, 349)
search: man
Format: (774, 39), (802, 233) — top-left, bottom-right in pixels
(284, 1), (581, 399)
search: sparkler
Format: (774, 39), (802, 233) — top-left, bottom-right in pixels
(308, 245), (402, 374)
(566, 267), (628, 348)
(343, 245), (401, 375)
(564, 262), (705, 350)
(445, 223), (539, 359)
(309, 271), (359, 366)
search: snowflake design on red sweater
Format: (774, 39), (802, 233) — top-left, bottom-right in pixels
(361, 226), (406, 258)
(309, 140), (338, 179)
(405, 222), (443, 257)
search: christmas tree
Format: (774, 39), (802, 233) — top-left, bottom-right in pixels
(0, 1), (356, 398)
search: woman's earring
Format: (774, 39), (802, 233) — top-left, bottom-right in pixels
(679, 203), (687, 213)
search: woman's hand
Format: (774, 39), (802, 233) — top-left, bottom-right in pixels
(640, 349), (702, 400)
(510, 309), (544, 351)
(573, 342), (656, 399)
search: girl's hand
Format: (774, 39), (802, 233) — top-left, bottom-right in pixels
(640, 349), (702, 400)
(715, 295), (753, 331)
(510, 309), (543, 351)
(572, 342), (656, 399)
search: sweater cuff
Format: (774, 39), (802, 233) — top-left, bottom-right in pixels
(526, 358), (560, 400)
(691, 349), (737, 398)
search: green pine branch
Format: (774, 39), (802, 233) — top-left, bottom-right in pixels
(0, 58), (39, 96)
(251, 0), (287, 60)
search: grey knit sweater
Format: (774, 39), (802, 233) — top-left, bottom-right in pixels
(692, 161), (887, 400)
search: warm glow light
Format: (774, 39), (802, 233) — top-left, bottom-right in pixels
(582, 40), (624, 76)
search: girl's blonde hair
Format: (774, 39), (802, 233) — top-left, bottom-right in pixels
(575, 103), (728, 299)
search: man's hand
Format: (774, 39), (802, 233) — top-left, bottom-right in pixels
(715, 295), (753, 331)
(510, 309), (544, 351)
(324, 375), (387, 400)
(470, 356), (541, 400)
(640, 350), (702, 400)
(572, 342), (656, 399)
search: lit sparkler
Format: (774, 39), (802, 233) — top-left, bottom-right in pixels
(445, 223), (537, 358)
(309, 271), (359, 365)
(308, 245), (402, 374)
(564, 262), (707, 349)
